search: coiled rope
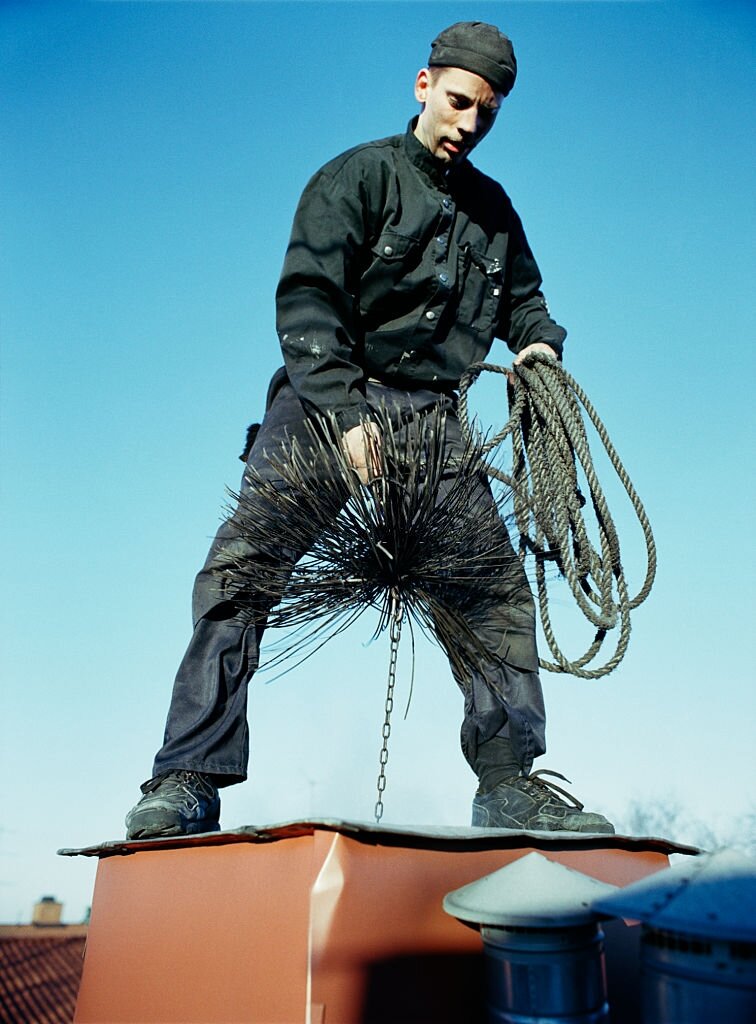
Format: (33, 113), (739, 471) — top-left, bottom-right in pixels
(458, 353), (656, 678)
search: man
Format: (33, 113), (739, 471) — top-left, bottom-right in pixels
(126, 22), (614, 839)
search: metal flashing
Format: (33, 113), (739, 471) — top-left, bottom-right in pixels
(58, 817), (700, 860)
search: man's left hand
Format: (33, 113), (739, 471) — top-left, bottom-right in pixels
(514, 342), (559, 366)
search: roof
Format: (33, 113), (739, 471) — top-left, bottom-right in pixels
(0, 926), (88, 1024)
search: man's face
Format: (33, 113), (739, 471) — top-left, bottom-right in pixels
(413, 66), (503, 165)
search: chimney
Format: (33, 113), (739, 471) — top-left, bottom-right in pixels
(443, 851), (618, 1023)
(594, 848), (756, 1023)
(32, 895), (63, 926)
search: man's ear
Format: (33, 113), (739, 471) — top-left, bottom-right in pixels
(414, 67), (430, 104)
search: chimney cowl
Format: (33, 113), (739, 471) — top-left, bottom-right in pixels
(443, 851), (618, 928)
(593, 847), (756, 942)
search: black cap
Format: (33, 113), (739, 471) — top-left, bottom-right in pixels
(428, 21), (517, 97)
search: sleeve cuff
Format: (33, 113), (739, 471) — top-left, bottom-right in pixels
(334, 404), (371, 433)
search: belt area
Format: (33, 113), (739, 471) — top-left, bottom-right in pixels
(367, 376), (458, 399)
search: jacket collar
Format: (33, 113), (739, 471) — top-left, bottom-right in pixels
(404, 117), (465, 192)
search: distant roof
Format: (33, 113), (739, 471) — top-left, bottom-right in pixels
(0, 926), (87, 1024)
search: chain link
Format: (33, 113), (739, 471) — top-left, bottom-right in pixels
(374, 589), (402, 823)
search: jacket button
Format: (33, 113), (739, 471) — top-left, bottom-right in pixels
(383, 245), (394, 256)
(425, 310), (436, 321)
(442, 198), (452, 209)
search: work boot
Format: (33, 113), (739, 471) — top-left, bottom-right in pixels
(472, 770), (615, 833)
(125, 770), (221, 840)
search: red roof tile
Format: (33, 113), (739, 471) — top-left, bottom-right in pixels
(0, 930), (87, 1024)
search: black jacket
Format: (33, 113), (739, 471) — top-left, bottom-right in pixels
(276, 120), (566, 431)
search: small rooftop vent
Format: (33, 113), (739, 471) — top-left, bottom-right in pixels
(594, 848), (756, 1023)
(443, 851), (618, 1023)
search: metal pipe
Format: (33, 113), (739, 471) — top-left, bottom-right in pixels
(639, 925), (756, 1023)
(594, 848), (756, 1024)
(480, 920), (609, 1023)
(443, 852), (617, 1024)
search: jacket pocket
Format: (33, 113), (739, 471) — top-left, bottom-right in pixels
(361, 231), (423, 320)
(370, 230), (420, 262)
(456, 245), (503, 335)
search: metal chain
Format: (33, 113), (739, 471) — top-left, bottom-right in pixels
(374, 589), (402, 823)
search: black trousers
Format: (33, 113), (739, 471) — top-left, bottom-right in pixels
(152, 377), (547, 787)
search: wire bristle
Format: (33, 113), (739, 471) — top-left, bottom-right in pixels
(219, 403), (515, 681)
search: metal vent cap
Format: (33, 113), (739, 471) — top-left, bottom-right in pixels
(593, 848), (756, 942)
(443, 851), (618, 928)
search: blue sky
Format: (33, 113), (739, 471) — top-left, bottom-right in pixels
(1, 0), (754, 923)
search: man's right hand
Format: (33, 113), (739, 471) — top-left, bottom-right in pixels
(342, 421), (383, 486)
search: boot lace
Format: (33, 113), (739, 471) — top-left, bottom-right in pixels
(519, 769), (585, 811)
(143, 770), (216, 800)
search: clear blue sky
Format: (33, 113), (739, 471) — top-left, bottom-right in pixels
(1, 1), (754, 923)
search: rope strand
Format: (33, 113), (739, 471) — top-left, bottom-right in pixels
(458, 353), (656, 678)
